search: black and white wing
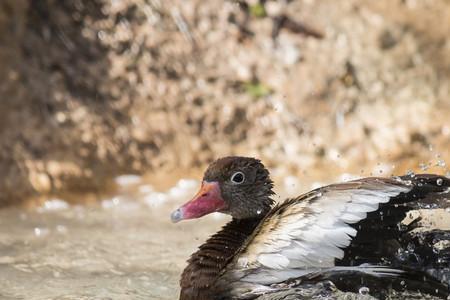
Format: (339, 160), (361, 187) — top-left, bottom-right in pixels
(228, 178), (411, 282)
(219, 175), (450, 299)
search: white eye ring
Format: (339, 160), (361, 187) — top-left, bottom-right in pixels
(231, 171), (245, 184)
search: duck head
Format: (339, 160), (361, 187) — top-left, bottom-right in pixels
(171, 156), (274, 222)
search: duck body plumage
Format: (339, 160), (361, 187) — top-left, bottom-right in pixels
(172, 157), (450, 300)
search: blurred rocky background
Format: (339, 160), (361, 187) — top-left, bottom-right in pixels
(0, 0), (449, 205)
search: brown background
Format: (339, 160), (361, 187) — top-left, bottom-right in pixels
(0, 0), (449, 205)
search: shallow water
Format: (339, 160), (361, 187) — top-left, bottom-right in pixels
(0, 169), (449, 300)
(0, 178), (226, 300)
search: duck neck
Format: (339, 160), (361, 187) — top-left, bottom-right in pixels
(179, 217), (262, 300)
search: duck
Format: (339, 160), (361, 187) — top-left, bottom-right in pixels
(170, 156), (450, 300)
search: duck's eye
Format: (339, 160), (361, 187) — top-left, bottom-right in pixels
(230, 171), (245, 184)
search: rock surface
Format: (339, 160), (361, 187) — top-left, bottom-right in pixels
(0, 0), (449, 205)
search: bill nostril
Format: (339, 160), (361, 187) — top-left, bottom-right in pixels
(201, 193), (208, 197)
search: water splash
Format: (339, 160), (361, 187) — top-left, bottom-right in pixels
(419, 162), (430, 171)
(436, 160), (447, 168)
(37, 199), (69, 212)
(34, 227), (50, 237)
(114, 174), (142, 187)
(358, 286), (370, 295)
(143, 192), (169, 207)
(406, 170), (416, 177)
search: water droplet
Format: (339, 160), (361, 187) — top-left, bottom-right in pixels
(359, 286), (370, 295)
(56, 225), (68, 234)
(393, 176), (402, 182)
(400, 280), (405, 286)
(34, 228), (41, 236)
(436, 160), (446, 168)
(406, 170), (415, 177)
(419, 163), (429, 171)
(437, 178), (443, 186)
(33, 227), (49, 237)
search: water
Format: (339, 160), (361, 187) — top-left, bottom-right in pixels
(0, 169), (449, 299)
(0, 178), (226, 300)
